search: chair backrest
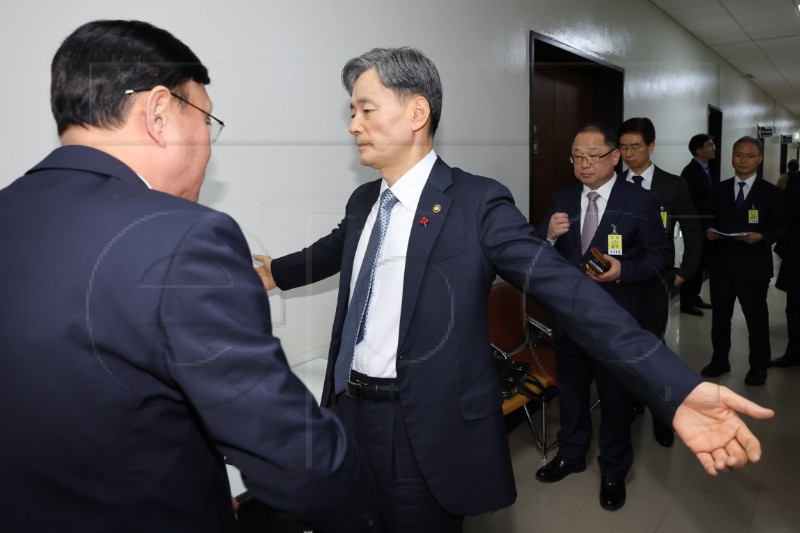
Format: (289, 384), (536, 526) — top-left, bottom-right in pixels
(488, 282), (528, 353)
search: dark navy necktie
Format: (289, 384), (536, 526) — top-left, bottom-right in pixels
(632, 175), (644, 187)
(736, 181), (746, 210)
(334, 188), (398, 393)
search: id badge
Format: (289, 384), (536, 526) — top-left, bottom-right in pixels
(608, 234), (623, 256)
(748, 209), (759, 224)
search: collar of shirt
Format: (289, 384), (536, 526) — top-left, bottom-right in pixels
(380, 149), (437, 211)
(625, 163), (654, 190)
(136, 173), (153, 189)
(693, 157), (710, 174)
(581, 174), (616, 225)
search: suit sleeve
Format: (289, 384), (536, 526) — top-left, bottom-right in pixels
(156, 212), (377, 532)
(476, 181), (702, 423)
(272, 219), (346, 290)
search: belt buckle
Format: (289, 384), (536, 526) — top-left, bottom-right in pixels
(345, 379), (363, 401)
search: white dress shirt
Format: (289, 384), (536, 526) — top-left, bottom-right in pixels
(350, 150), (437, 378)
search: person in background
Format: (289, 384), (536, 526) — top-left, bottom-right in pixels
(618, 117), (703, 449)
(535, 122), (670, 510)
(0, 19), (380, 533)
(700, 136), (790, 386)
(680, 133), (717, 315)
(772, 169), (800, 367)
(777, 159), (798, 190)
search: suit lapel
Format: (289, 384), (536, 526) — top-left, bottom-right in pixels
(398, 158), (452, 350)
(340, 182), (381, 300)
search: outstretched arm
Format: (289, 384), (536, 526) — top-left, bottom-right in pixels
(673, 382), (774, 475)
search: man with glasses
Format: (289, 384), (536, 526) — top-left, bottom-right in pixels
(701, 136), (790, 386)
(0, 20), (380, 532)
(254, 47), (774, 529)
(534, 123), (670, 511)
(618, 117), (703, 448)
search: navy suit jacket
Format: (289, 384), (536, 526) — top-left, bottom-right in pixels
(537, 176), (671, 312)
(705, 176), (789, 279)
(272, 157), (700, 516)
(0, 146), (377, 532)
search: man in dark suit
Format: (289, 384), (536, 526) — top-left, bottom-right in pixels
(680, 134), (717, 314)
(772, 170), (800, 367)
(618, 117), (703, 448)
(534, 123), (670, 510)
(701, 136), (790, 386)
(0, 20), (380, 533)
(254, 48), (774, 532)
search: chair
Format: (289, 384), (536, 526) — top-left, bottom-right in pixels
(488, 282), (559, 460)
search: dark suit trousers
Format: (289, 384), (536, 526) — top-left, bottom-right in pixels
(554, 336), (633, 479)
(681, 242), (709, 306)
(710, 274), (771, 371)
(637, 271), (674, 340)
(336, 378), (464, 533)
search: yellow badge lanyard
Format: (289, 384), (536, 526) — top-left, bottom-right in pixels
(607, 224), (622, 256)
(748, 205), (759, 224)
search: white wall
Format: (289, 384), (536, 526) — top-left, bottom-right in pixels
(1, 0), (797, 366)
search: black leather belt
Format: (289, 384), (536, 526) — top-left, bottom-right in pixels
(345, 380), (400, 402)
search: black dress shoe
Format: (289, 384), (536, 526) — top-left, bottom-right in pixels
(771, 354), (800, 368)
(744, 369), (767, 386)
(653, 418), (675, 448)
(599, 477), (626, 511)
(681, 305), (704, 316)
(694, 298), (713, 309)
(700, 361), (731, 378)
(535, 458), (587, 483)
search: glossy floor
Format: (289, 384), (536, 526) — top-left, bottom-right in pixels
(465, 282), (799, 533)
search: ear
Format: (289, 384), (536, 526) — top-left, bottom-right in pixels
(409, 95), (431, 134)
(611, 149), (621, 166)
(144, 86), (173, 148)
(647, 142), (656, 156)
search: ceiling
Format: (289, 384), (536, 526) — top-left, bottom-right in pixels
(650, 0), (800, 117)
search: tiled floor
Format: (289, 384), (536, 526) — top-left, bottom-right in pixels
(465, 281), (800, 533)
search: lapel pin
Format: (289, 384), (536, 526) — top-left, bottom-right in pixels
(419, 216), (430, 228)
(432, 204), (441, 214)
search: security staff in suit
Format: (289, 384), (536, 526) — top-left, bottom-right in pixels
(701, 136), (790, 386)
(254, 48), (774, 533)
(618, 117), (703, 448)
(535, 123), (670, 511)
(680, 134), (717, 314)
(0, 20), (380, 533)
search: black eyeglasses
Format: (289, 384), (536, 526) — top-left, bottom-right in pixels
(570, 148), (616, 165)
(124, 89), (225, 143)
